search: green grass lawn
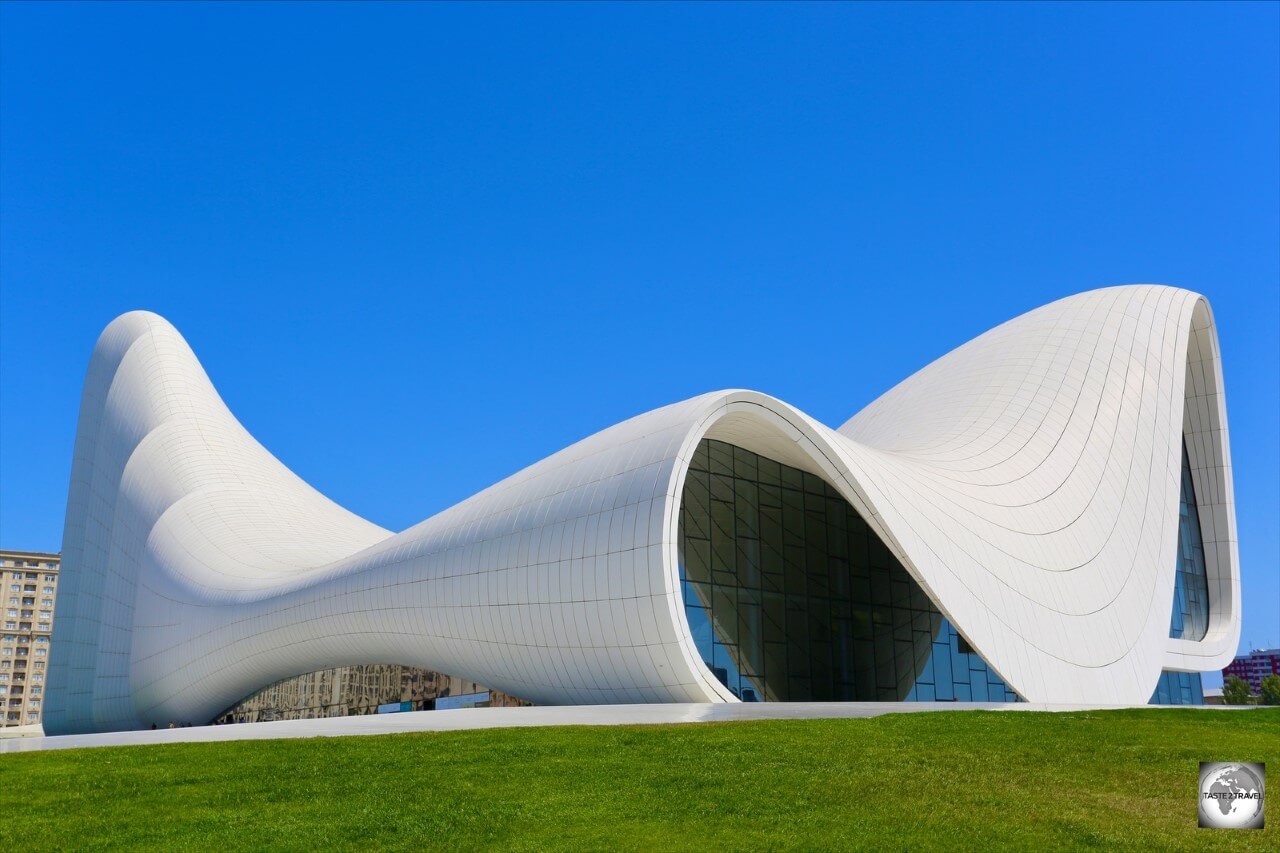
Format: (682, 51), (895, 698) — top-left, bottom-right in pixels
(2, 708), (1277, 851)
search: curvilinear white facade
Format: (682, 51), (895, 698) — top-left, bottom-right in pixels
(44, 285), (1240, 733)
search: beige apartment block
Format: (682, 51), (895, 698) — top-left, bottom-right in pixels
(0, 549), (59, 732)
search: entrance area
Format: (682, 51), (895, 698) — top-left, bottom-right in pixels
(678, 439), (1019, 703)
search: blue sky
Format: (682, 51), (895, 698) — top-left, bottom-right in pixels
(2, 3), (1277, 666)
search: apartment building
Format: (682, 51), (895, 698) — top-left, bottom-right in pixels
(0, 550), (59, 730)
(1222, 648), (1280, 694)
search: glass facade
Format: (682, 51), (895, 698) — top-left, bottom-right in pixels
(1169, 443), (1210, 641)
(678, 439), (1020, 703)
(1149, 670), (1204, 705)
(212, 665), (530, 724)
(1149, 443), (1210, 706)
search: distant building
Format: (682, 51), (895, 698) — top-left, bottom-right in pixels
(1222, 648), (1280, 694)
(0, 550), (59, 731)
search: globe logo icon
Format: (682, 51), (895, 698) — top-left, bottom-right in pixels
(1198, 762), (1265, 829)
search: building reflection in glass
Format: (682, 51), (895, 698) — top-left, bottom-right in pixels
(212, 665), (529, 724)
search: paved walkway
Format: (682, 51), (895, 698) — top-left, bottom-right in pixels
(0, 701), (1241, 754)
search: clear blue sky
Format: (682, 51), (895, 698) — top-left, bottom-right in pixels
(2, 3), (1277, 667)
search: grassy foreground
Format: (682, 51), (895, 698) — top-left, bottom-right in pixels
(2, 708), (1277, 851)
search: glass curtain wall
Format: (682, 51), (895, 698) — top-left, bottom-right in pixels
(1169, 443), (1210, 641)
(1149, 670), (1204, 705)
(1151, 441), (1210, 705)
(677, 439), (1020, 703)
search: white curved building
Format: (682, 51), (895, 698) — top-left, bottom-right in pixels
(44, 285), (1240, 734)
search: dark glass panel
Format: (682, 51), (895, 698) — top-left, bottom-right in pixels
(708, 440), (734, 476)
(690, 441), (710, 473)
(684, 539), (711, 584)
(733, 444), (758, 481)
(780, 463), (804, 491)
(757, 456), (782, 487)
(683, 470), (711, 540)
(734, 481), (760, 539)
